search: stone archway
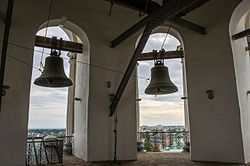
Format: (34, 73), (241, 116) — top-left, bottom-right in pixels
(33, 19), (91, 161)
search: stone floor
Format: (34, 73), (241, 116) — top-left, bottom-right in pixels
(48, 153), (249, 166)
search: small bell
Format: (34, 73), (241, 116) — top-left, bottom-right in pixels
(145, 60), (178, 95)
(34, 51), (73, 88)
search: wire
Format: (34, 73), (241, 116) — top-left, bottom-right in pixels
(160, 26), (171, 50)
(0, 43), (149, 81)
(108, 0), (113, 16)
(6, 54), (41, 72)
(40, 0), (54, 70)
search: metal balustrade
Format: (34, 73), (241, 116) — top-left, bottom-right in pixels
(26, 136), (73, 166)
(137, 131), (189, 152)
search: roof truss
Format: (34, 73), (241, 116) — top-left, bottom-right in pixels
(109, 0), (210, 116)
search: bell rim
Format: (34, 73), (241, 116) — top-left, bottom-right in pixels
(34, 77), (73, 88)
(144, 85), (178, 95)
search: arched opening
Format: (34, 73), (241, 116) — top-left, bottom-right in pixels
(230, 0), (250, 163)
(136, 26), (189, 153)
(28, 26), (71, 132)
(27, 19), (90, 164)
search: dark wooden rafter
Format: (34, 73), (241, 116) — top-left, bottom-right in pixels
(175, 0), (210, 17)
(232, 28), (250, 40)
(109, 24), (154, 116)
(105, 0), (160, 14)
(111, 0), (209, 48)
(172, 17), (206, 34)
(109, 0), (209, 116)
(0, 0), (14, 112)
(35, 35), (83, 53)
(138, 50), (184, 61)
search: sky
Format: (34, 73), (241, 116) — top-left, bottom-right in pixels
(28, 27), (185, 129)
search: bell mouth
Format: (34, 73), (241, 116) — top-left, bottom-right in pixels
(145, 84), (178, 95)
(34, 51), (73, 88)
(34, 77), (73, 88)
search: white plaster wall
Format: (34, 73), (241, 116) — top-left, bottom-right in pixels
(0, 1), (38, 165)
(182, 58), (190, 131)
(176, 0), (244, 163)
(86, 36), (138, 161)
(74, 51), (89, 161)
(230, 0), (250, 163)
(66, 53), (76, 136)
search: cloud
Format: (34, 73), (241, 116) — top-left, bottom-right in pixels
(139, 100), (185, 126)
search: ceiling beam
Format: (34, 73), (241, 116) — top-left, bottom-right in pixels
(172, 17), (206, 34)
(35, 35), (83, 53)
(111, 0), (209, 48)
(105, 0), (161, 14)
(175, 0), (210, 17)
(109, 0), (209, 116)
(138, 50), (184, 61)
(109, 24), (154, 116)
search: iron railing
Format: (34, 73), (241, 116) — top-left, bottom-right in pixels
(26, 136), (73, 166)
(137, 131), (189, 152)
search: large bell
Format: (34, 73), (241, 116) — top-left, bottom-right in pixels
(145, 61), (178, 95)
(34, 51), (73, 88)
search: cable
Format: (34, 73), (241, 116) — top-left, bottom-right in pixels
(6, 54), (41, 71)
(0, 43), (150, 81)
(160, 25), (171, 50)
(39, 0), (54, 70)
(160, 0), (182, 51)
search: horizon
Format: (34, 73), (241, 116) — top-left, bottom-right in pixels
(28, 125), (185, 130)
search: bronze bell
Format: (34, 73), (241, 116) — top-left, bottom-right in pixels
(34, 51), (73, 88)
(145, 60), (178, 95)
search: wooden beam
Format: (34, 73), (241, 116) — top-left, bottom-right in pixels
(35, 35), (83, 53)
(111, 0), (210, 48)
(109, 0), (208, 116)
(106, 0), (206, 35)
(105, 0), (160, 14)
(232, 28), (250, 40)
(109, 24), (154, 116)
(138, 50), (184, 61)
(172, 17), (206, 34)
(175, 0), (210, 17)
